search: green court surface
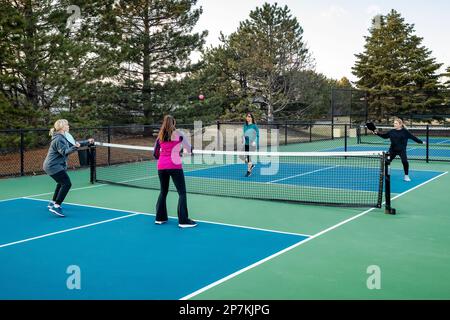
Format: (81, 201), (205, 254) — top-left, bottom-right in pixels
(1, 154), (449, 300)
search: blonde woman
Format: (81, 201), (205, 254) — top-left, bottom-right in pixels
(43, 119), (94, 217)
(373, 118), (424, 181)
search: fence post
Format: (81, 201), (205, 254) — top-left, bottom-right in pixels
(331, 88), (334, 140)
(284, 121), (288, 145)
(309, 122), (312, 142)
(344, 124), (348, 152)
(20, 130), (25, 176)
(216, 120), (220, 148)
(107, 125), (111, 165)
(426, 125), (429, 163)
(364, 91), (368, 125)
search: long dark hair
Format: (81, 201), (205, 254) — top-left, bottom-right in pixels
(245, 112), (256, 125)
(158, 115), (176, 142)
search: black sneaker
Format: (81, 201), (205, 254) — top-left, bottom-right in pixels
(155, 220), (168, 225)
(247, 164), (255, 177)
(178, 219), (197, 228)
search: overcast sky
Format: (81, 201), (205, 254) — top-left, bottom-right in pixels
(192, 0), (450, 83)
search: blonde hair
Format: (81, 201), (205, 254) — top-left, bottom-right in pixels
(49, 119), (68, 136)
(157, 115), (177, 142)
(393, 117), (406, 129)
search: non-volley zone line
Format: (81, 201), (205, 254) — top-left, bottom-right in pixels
(0, 198), (311, 249)
(180, 170), (449, 300)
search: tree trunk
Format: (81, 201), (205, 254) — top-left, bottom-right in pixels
(267, 104), (274, 123)
(142, 1), (152, 123)
(24, 2), (39, 109)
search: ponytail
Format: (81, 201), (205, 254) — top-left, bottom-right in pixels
(49, 119), (68, 136)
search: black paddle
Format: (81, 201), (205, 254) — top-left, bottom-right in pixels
(366, 122), (377, 132)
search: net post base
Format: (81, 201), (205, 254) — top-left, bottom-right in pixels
(385, 207), (396, 215)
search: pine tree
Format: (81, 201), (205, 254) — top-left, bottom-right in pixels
(0, 0), (115, 127)
(445, 66), (450, 88)
(204, 3), (311, 122)
(105, 0), (207, 123)
(352, 9), (443, 120)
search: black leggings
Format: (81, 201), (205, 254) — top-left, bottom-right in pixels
(50, 170), (72, 205)
(245, 144), (251, 163)
(156, 169), (189, 224)
(388, 149), (409, 175)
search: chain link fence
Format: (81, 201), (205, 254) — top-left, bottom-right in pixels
(1, 121), (449, 178)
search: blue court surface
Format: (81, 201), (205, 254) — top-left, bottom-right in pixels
(185, 163), (444, 194)
(0, 198), (307, 300)
(361, 137), (450, 145)
(186, 163), (382, 191)
(326, 145), (450, 158)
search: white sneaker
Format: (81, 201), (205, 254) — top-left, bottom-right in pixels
(404, 175), (411, 182)
(178, 219), (197, 228)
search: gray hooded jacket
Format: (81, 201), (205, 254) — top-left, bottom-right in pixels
(43, 133), (89, 175)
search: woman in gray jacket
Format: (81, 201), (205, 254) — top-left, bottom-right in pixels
(43, 119), (94, 217)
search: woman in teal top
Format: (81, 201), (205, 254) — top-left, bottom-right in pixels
(243, 113), (259, 177)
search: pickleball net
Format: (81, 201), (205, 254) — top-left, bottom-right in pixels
(89, 142), (390, 208)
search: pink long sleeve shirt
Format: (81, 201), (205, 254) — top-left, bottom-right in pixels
(155, 131), (192, 170)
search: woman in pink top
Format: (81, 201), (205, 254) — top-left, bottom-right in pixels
(153, 115), (197, 228)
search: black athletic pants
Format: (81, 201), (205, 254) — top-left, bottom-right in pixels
(156, 169), (189, 224)
(388, 149), (409, 175)
(50, 170), (72, 205)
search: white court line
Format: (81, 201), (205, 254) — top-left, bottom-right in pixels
(19, 183), (108, 199)
(25, 197), (310, 237)
(0, 198), (310, 249)
(267, 166), (338, 184)
(434, 139), (450, 145)
(180, 170), (449, 300)
(0, 213), (139, 249)
(0, 197), (24, 203)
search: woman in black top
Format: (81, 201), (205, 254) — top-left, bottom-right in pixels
(373, 118), (424, 181)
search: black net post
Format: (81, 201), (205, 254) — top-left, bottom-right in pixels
(89, 145), (96, 184)
(384, 153), (396, 214)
